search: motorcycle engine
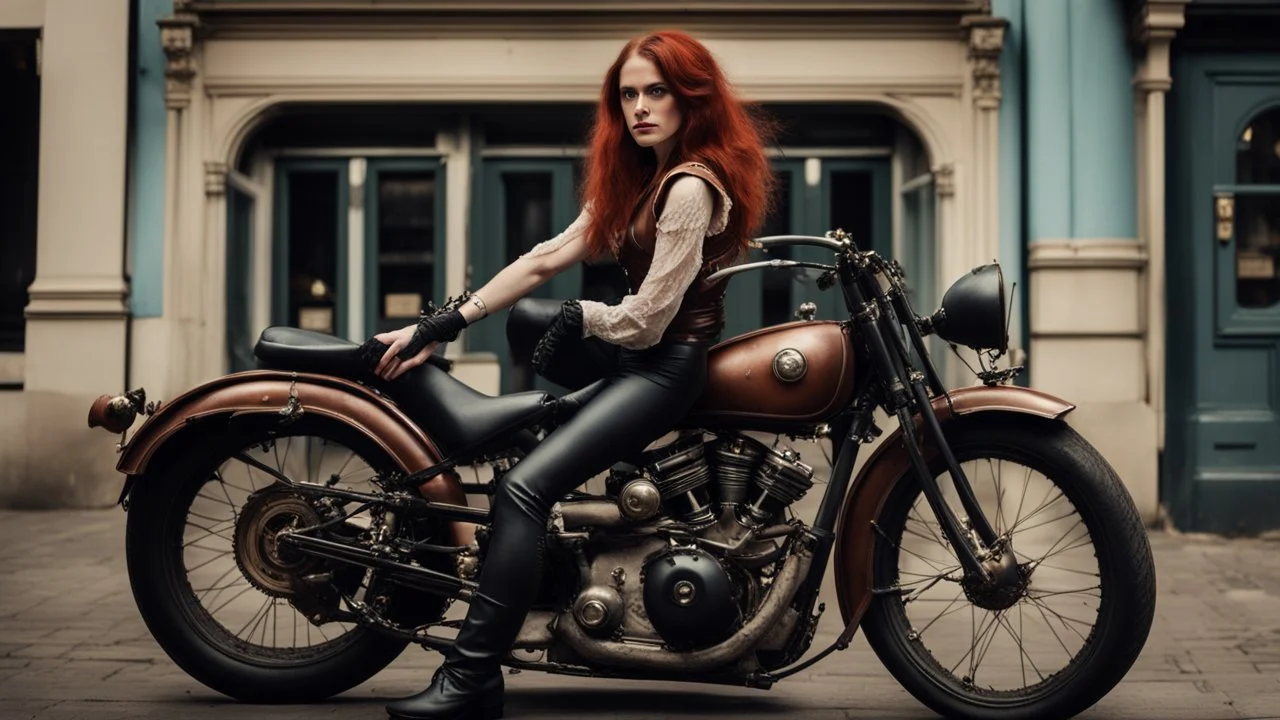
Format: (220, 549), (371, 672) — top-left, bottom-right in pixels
(568, 432), (815, 651)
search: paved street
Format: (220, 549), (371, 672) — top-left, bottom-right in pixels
(1, 502), (1278, 719)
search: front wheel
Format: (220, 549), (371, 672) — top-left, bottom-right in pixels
(860, 414), (1155, 720)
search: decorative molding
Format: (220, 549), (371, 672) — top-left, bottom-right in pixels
(933, 162), (955, 197)
(201, 76), (965, 101)
(962, 15), (1006, 107)
(1027, 239), (1148, 270)
(204, 161), (228, 197)
(178, 0), (991, 40)
(158, 8), (200, 110)
(24, 278), (129, 320)
(1132, 0), (1189, 45)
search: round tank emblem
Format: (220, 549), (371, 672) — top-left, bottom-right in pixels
(772, 348), (808, 383)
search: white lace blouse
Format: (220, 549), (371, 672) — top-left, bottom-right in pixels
(519, 175), (732, 349)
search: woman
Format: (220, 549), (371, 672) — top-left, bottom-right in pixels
(366, 29), (774, 720)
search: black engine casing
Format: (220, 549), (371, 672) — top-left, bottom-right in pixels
(642, 548), (742, 650)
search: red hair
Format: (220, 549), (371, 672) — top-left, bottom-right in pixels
(582, 30), (775, 259)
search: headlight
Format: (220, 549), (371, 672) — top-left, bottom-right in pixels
(925, 263), (1008, 353)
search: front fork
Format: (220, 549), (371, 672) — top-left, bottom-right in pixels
(841, 256), (1004, 582)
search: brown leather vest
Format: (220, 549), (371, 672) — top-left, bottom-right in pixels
(617, 161), (740, 344)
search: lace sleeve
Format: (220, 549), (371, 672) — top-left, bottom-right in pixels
(579, 176), (714, 349)
(520, 206), (591, 260)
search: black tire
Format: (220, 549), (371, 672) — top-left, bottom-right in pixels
(860, 413), (1156, 720)
(125, 415), (448, 703)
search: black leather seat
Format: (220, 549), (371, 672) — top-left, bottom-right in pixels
(253, 327), (552, 455)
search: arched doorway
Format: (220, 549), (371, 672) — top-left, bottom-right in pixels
(221, 101), (939, 394)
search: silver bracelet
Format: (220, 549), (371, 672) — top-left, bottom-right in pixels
(470, 294), (489, 319)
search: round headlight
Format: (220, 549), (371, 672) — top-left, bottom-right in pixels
(927, 263), (1008, 353)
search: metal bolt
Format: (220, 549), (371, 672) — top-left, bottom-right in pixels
(673, 581), (697, 606)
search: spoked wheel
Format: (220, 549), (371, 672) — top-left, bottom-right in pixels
(861, 414), (1155, 720)
(125, 416), (451, 703)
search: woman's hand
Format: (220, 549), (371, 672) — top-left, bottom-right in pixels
(373, 324), (439, 381)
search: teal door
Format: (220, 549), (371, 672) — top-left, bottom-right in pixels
(470, 159), (587, 393)
(272, 159), (350, 338)
(722, 157), (892, 337)
(363, 158), (446, 337)
(1167, 54), (1280, 533)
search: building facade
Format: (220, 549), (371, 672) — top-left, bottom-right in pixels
(1, 0), (1277, 533)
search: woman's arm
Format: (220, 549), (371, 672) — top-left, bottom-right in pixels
(457, 208), (594, 324)
(374, 208), (593, 379)
(578, 175), (717, 349)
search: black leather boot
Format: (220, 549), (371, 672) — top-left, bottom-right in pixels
(385, 592), (519, 719)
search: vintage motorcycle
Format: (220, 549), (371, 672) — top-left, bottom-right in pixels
(88, 231), (1155, 720)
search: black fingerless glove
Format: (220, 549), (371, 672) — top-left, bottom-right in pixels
(531, 300), (584, 374)
(397, 307), (468, 361)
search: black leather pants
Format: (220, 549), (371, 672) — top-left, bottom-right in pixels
(448, 298), (709, 673)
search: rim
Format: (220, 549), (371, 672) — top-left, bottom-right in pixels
(874, 451), (1104, 699)
(172, 430), (384, 664)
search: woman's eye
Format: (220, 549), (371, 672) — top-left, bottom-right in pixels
(622, 90), (637, 100)
(649, 87), (666, 97)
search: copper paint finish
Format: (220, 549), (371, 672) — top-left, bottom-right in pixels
(832, 385), (1076, 628)
(116, 370), (474, 545)
(690, 321), (855, 425)
(87, 394), (135, 434)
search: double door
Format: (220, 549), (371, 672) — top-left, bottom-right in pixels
(225, 157), (446, 372)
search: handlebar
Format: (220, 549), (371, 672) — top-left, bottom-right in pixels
(706, 258), (836, 283)
(752, 234), (853, 253)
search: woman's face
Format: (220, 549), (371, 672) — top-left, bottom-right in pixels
(618, 53), (682, 159)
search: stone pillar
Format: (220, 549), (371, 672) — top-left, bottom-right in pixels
(13, 0), (131, 507)
(1132, 1), (1188, 449)
(157, 2), (213, 394)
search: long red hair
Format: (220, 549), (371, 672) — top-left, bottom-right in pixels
(582, 30), (775, 259)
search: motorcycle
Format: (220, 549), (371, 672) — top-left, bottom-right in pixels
(88, 230), (1155, 720)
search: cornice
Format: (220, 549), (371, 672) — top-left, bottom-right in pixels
(200, 76), (965, 100)
(177, 0), (991, 40)
(182, 1), (989, 15)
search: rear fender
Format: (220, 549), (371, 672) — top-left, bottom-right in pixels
(832, 385), (1076, 627)
(116, 370), (473, 544)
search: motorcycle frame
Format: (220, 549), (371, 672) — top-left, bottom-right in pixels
(98, 234), (1071, 689)
(279, 234), (1011, 679)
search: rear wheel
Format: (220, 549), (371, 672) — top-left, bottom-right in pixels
(125, 415), (451, 703)
(860, 414), (1155, 720)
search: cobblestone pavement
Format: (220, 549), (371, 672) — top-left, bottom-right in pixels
(0, 503), (1278, 720)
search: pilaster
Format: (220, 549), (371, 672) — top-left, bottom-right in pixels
(1131, 0), (1188, 449)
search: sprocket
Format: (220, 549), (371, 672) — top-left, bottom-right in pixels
(232, 486), (324, 598)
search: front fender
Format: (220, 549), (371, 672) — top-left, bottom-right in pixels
(832, 384), (1075, 627)
(116, 370), (472, 543)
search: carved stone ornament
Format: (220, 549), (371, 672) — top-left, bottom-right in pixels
(157, 9), (199, 110)
(204, 161), (227, 197)
(933, 163), (956, 197)
(963, 16), (1007, 105)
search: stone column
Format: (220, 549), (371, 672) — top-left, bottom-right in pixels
(16, 0), (131, 507)
(156, 2), (210, 393)
(1132, 1), (1188, 449)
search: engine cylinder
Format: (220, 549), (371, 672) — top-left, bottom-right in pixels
(645, 435), (715, 525)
